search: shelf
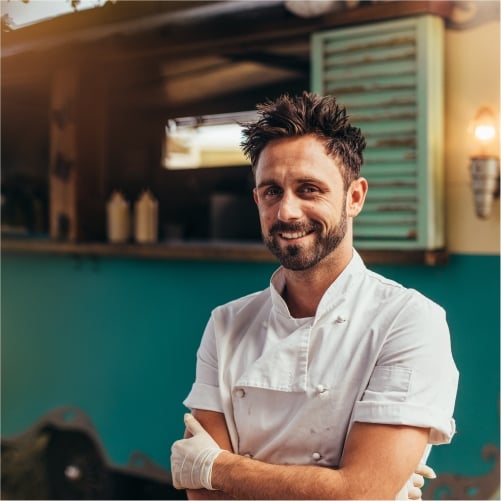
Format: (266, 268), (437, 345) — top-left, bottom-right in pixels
(1, 238), (448, 265)
(1, 238), (274, 262)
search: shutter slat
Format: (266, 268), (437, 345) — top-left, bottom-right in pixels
(354, 226), (418, 239)
(362, 203), (417, 214)
(325, 79), (416, 95)
(337, 90), (417, 108)
(357, 213), (417, 225)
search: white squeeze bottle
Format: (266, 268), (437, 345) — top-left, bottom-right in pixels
(106, 191), (130, 243)
(134, 189), (158, 243)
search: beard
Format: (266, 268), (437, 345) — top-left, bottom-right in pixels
(263, 208), (348, 271)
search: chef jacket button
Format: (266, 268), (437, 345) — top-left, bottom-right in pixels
(316, 384), (327, 394)
(236, 389), (246, 398)
(312, 452), (322, 461)
(335, 315), (346, 323)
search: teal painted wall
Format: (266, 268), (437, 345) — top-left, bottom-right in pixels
(1, 252), (499, 479)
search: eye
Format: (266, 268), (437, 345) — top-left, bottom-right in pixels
(263, 186), (282, 197)
(298, 184), (320, 195)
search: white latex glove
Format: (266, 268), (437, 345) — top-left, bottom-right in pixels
(170, 413), (223, 490)
(408, 463), (436, 500)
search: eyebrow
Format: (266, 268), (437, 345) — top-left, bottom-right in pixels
(256, 179), (276, 189)
(256, 177), (328, 189)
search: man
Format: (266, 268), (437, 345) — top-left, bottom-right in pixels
(171, 92), (459, 499)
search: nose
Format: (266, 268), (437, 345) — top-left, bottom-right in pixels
(277, 192), (303, 221)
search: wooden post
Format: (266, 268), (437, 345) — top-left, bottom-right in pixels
(49, 64), (108, 241)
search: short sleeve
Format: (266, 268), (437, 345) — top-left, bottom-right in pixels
(353, 292), (459, 445)
(183, 314), (224, 413)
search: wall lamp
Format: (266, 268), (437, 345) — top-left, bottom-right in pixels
(468, 107), (500, 219)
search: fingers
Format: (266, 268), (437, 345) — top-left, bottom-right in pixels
(184, 413), (205, 435)
(415, 463), (436, 479)
(407, 484), (422, 500)
(408, 463), (436, 500)
(412, 473), (425, 488)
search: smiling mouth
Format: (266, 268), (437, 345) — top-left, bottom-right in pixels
(279, 230), (313, 240)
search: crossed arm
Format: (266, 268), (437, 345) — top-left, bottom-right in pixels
(172, 409), (432, 500)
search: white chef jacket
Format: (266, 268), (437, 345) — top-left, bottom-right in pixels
(184, 250), (458, 470)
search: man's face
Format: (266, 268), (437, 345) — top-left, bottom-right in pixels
(253, 135), (352, 271)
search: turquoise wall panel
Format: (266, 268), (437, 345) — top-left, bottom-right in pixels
(1, 253), (499, 480)
(1, 254), (276, 469)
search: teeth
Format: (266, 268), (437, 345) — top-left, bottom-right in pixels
(280, 231), (307, 240)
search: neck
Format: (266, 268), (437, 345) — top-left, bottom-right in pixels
(281, 246), (353, 318)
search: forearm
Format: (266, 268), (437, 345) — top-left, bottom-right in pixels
(186, 488), (235, 500)
(172, 415), (428, 500)
(212, 451), (352, 500)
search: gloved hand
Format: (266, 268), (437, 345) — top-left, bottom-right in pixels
(408, 463), (436, 500)
(170, 413), (223, 490)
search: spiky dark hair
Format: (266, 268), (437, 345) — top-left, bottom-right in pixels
(241, 92), (366, 186)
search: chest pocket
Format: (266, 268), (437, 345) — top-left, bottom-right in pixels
(362, 365), (412, 403)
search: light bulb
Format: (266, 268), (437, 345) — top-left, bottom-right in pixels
(469, 107), (499, 158)
(474, 125), (495, 142)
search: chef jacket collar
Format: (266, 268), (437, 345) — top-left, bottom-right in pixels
(269, 249), (366, 321)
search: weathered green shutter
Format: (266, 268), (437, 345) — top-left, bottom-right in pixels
(311, 15), (444, 249)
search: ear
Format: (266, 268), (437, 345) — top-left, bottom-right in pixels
(346, 177), (368, 218)
(253, 187), (259, 205)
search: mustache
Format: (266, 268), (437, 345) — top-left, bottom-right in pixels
(268, 220), (322, 236)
